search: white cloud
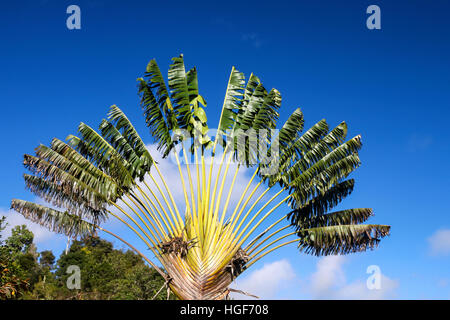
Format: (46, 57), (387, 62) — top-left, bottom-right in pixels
(333, 274), (399, 300)
(310, 255), (347, 297)
(231, 259), (296, 299)
(307, 256), (399, 300)
(428, 229), (450, 256)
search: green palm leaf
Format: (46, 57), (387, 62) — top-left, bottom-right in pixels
(296, 208), (374, 229)
(107, 105), (153, 173)
(217, 67), (246, 137)
(138, 77), (174, 157)
(72, 123), (134, 189)
(297, 224), (391, 256)
(287, 179), (355, 225)
(11, 199), (96, 238)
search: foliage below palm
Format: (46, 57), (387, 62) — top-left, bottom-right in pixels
(0, 220), (169, 300)
(11, 55), (390, 300)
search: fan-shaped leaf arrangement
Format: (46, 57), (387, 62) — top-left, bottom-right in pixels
(11, 55), (389, 300)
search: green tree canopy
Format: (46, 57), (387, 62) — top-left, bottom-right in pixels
(1, 221), (169, 300)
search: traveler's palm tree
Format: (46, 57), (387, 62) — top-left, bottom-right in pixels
(11, 55), (390, 300)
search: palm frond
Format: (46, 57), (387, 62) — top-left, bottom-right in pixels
(268, 119), (329, 185)
(168, 54), (191, 125)
(23, 174), (105, 221)
(23, 154), (109, 223)
(297, 224), (390, 256)
(50, 138), (118, 195)
(72, 123), (134, 189)
(278, 108), (304, 148)
(288, 179), (355, 227)
(10, 199), (96, 238)
(296, 208), (374, 229)
(99, 119), (146, 181)
(217, 67), (246, 137)
(138, 77), (174, 157)
(144, 59), (172, 115)
(186, 67), (211, 149)
(35, 143), (117, 199)
(107, 105), (154, 174)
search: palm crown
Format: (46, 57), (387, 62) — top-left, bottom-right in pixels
(11, 55), (390, 299)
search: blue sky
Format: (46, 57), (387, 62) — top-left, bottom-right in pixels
(1, 0), (449, 299)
